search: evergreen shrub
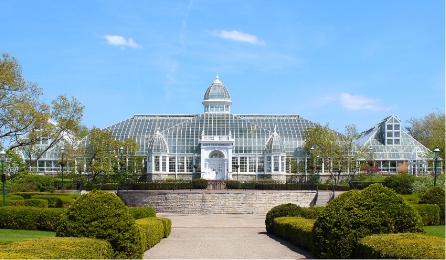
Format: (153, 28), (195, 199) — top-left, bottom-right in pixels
(2, 200), (25, 206)
(9, 175), (56, 192)
(419, 186), (445, 224)
(192, 178), (208, 189)
(0, 237), (114, 259)
(411, 204), (440, 226)
(273, 217), (315, 251)
(128, 206), (156, 219)
(135, 218), (165, 251)
(31, 195), (63, 208)
(158, 217), (172, 237)
(56, 190), (143, 259)
(0, 206), (66, 231)
(354, 233), (445, 259)
(265, 203), (322, 234)
(226, 180), (242, 189)
(24, 199), (48, 208)
(311, 184), (424, 259)
(383, 173), (416, 194)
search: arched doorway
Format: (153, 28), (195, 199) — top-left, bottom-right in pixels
(206, 151), (225, 180)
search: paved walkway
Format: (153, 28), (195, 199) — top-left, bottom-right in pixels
(144, 213), (313, 259)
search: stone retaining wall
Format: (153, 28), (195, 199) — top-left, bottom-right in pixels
(118, 190), (316, 214)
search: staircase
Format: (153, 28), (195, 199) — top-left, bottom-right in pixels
(315, 190), (334, 206)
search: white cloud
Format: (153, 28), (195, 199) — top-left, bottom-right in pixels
(212, 30), (265, 45)
(340, 93), (392, 111)
(104, 35), (141, 48)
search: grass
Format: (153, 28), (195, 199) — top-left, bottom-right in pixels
(0, 229), (56, 244)
(424, 226), (445, 238)
(401, 193), (423, 204)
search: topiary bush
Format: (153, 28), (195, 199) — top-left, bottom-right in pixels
(192, 178), (208, 189)
(24, 199), (48, 208)
(311, 184), (424, 259)
(419, 186), (445, 224)
(264, 203), (320, 234)
(135, 218), (165, 251)
(56, 190), (143, 259)
(383, 173), (416, 194)
(273, 217), (316, 251)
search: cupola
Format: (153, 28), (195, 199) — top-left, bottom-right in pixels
(202, 74), (232, 113)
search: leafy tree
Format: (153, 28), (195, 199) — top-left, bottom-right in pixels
(0, 53), (48, 147)
(304, 124), (363, 184)
(405, 110), (445, 161)
(82, 128), (141, 181)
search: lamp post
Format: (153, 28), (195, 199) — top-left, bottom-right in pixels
(0, 150), (6, 206)
(433, 146), (440, 186)
(59, 147), (66, 189)
(235, 165), (240, 180)
(113, 155), (118, 182)
(368, 146), (373, 181)
(119, 147), (125, 182)
(310, 147), (314, 184)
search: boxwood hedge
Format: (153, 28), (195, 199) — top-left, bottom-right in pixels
(411, 204), (440, 226)
(354, 233), (445, 259)
(0, 237), (114, 259)
(136, 218), (165, 251)
(265, 203), (323, 234)
(419, 186), (445, 224)
(0, 206), (66, 231)
(128, 206), (156, 220)
(273, 217), (315, 251)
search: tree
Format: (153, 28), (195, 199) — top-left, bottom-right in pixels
(0, 54), (85, 169)
(82, 128), (141, 181)
(13, 95), (84, 169)
(405, 110), (445, 161)
(0, 53), (49, 147)
(304, 124), (361, 184)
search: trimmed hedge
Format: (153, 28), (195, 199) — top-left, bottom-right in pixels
(56, 190), (143, 259)
(192, 178), (208, 189)
(0, 195), (24, 201)
(419, 186), (445, 225)
(265, 203), (323, 234)
(312, 184), (425, 259)
(383, 173), (416, 194)
(411, 204), (441, 226)
(273, 217), (315, 251)
(0, 237), (114, 259)
(31, 195), (63, 208)
(0, 206), (66, 231)
(118, 181), (193, 190)
(4, 200), (25, 206)
(354, 233), (445, 259)
(128, 206), (156, 219)
(24, 199), (48, 208)
(158, 217), (172, 238)
(136, 218), (165, 251)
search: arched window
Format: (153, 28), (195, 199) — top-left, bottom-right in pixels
(210, 151), (224, 158)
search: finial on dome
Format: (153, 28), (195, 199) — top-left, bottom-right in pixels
(216, 73), (219, 79)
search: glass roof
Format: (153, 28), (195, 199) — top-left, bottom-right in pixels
(105, 113), (318, 157)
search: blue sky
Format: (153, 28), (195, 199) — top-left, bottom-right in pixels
(1, 0), (444, 134)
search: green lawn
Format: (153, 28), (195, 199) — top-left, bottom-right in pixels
(0, 229), (56, 244)
(424, 226), (445, 238)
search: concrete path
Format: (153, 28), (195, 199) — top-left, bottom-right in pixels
(144, 213), (313, 259)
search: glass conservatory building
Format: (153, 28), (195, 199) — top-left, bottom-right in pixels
(106, 75), (320, 181)
(102, 75), (435, 181)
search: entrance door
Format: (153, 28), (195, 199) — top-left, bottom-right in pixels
(208, 159), (225, 180)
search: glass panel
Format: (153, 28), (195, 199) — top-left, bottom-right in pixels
(248, 157), (255, 172)
(240, 157), (247, 172)
(387, 132), (393, 137)
(257, 157), (264, 172)
(169, 157), (176, 172)
(387, 124), (393, 130)
(154, 156), (160, 171)
(394, 124), (400, 130)
(273, 156), (279, 171)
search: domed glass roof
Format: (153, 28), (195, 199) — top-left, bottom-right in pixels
(148, 131), (169, 153)
(265, 130), (285, 153)
(203, 74), (231, 100)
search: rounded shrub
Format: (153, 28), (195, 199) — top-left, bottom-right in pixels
(264, 203), (318, 234)
(383, 173), (416, 194)
(311, 184), (424, 259)
(56, 190), (143, 259)
(419, 186), (445, 224)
